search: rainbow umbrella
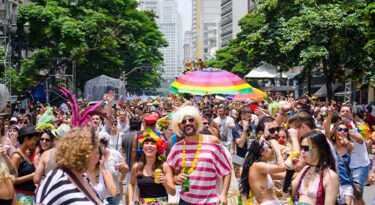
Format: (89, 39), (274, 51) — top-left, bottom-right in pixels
(233, 88), (268, 102)
(170, 68), (253, 95)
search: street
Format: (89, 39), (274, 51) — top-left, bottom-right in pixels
(364, 183), (375, 205)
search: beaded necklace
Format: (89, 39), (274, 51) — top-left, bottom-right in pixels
(182, 134), (202, 175)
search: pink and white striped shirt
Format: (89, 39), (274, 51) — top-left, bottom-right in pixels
(167, 141), (232, 204)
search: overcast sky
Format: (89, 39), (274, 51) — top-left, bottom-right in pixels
(177, 0), (192, 32)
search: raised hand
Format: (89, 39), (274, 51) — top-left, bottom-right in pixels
(282, 98), (296, 112)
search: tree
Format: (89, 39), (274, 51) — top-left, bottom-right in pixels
(278, 0), (371, 99)
(211, 0), (373, 100)
(363, 2), (375, 86)
(12, 0), (167, 95)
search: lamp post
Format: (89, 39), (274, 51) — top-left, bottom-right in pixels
(119, 71), (127, 96)
(119, 62), (152, 96)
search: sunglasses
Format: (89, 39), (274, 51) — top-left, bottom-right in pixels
(268, 127), (281, 134)
(112, 123), (117, 126)
(337, 127), (349, 132)
(300, 145), (310, 152)
(203, 122), (209, 125)
(181, 118), (195, 125)
(40, 138), (51, 142)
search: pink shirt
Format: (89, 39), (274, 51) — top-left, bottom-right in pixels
(167, 141), (232, 204)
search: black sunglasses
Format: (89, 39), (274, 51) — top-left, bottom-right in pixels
(181, 118), (195, 125)
(337, 127), (349, 132)
(268, 127), (281, 134)
(203, 122), (209, 125)
(300, 145), (310, 152)
(40, 138), (51, 142)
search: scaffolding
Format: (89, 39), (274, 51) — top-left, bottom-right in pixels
(1, 0), (76, 103)
(0, 0), (15, 95)
(343, 81), (352, 105)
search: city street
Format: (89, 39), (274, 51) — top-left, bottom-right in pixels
(364, 184), (374, 204)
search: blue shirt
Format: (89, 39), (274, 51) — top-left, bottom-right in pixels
(232, 123), (255, 158)
(335, 150), (353, 185)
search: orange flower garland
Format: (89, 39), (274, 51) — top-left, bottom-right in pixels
(182, 134), (202, 175)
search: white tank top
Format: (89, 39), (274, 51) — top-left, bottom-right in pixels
(349, 122), (370, 168)
(90, 172), (110, 199)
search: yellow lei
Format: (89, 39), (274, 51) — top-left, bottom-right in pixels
(182, 134), (202, 175)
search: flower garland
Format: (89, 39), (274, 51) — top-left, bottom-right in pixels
(182, 134), (202, 175)
(137, 128), (166, 161)
(357, 124), (371, 140)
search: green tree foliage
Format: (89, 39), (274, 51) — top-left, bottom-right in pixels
(13, 0), (167, 94)
(363, 2), (375, 86)
(210, 0), (373, 100)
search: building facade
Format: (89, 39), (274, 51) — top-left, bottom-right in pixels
(138, 0), (183, 94)
(159, 0), (183, 81)
(191, 0), (221, 61)
(183, 30), (192, 63)
(220, 0), (248, 47)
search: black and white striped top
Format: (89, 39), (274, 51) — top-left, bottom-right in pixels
(35, 168), (108, 205)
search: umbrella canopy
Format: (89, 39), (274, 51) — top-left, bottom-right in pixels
(170, 68), (253, 95)
(233, 88), (267, 102)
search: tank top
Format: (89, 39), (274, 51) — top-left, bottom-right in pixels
(0, 199), (12, 205)
(12, 152), (36, 192)
(137, 176), (167, 198)
(295, 166), (325, 205)
(87, 172), (110, 199)
(335, 150), (352, 185)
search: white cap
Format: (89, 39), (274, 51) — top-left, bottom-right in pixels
(10, 117), (17, 122)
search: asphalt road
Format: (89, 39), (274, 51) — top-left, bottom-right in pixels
(364, 184), (374, 205)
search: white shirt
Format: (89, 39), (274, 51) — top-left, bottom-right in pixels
(214, 116), (235, 145)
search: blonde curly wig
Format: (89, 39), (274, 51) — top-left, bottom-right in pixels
(171, 105), (203, 136)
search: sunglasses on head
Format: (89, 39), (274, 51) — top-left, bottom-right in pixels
(337, 127), (348, 132)
(300, 145), (310, 152)
(181, 118), (195, 125)
(40, 138), (51, 142)
(268, 127), (281, 134)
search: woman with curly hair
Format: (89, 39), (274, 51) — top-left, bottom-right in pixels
(35, 126), (107, 205)
(291, 131), (339, 205)
(240, 139), (286, 205)
(127, 129), (175, 204)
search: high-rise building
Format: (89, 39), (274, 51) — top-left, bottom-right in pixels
(137, 0), (159, 13)
(159, 0), (183, 81)
(191, 0), (221, 61)
(138, 0), (183, 93)
(183, 31), (193, 62)
(220, 0), (248, 47)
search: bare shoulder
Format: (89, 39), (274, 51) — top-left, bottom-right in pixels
(323, 168), (339, 188)
(204, 134), (221, 144)
(11, 152), (21, 160)
(40, 150), (51, 163)
(324, 169), (338, 180)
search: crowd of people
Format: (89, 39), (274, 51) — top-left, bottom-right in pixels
(0, 88), (375, 205)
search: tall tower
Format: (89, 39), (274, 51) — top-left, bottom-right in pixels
(191, 0), (221, 61)
(137, 0), (160, 23)
(183, 31), (193, 62)
(159, 0), (182, 80)
(220, 0), (248, 47)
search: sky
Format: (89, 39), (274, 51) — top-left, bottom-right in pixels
(177, 0), (192, 32)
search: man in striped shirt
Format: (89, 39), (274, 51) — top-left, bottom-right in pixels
(167, 106), (232, 205)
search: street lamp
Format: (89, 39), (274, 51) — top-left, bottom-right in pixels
(119, 62), (153, 96)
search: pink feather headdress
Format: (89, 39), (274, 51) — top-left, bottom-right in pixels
(57, 86), (106, 127)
